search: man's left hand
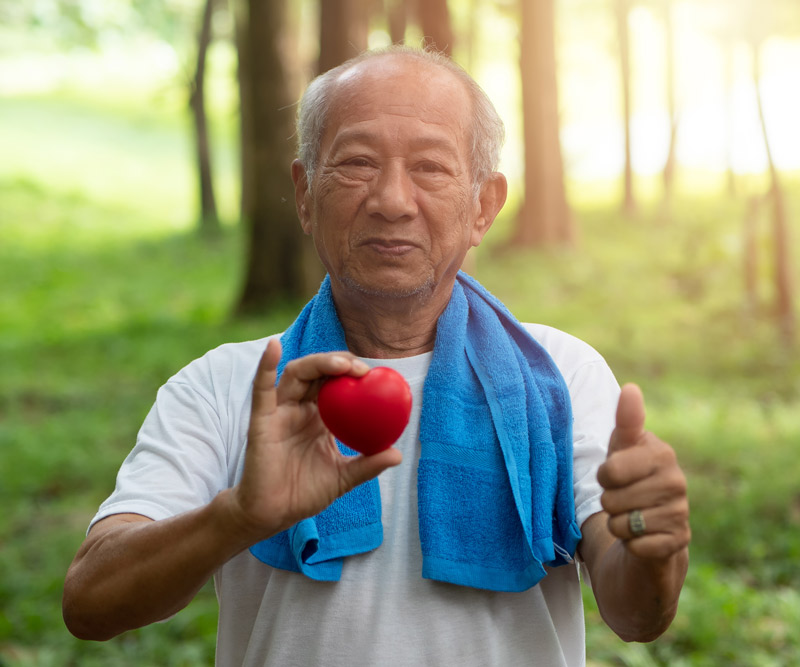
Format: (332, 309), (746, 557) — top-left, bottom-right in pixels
(597, 384), (691, 560)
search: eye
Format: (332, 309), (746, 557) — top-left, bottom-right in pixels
(342, 157), (371, 168)
(417, 161), (443, 173)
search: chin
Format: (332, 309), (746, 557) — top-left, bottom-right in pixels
(341, 273), (434, 300)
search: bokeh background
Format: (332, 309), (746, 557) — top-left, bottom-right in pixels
(1, 0), (799, 664)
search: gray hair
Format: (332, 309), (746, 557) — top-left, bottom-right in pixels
(296, 46), (505, 194)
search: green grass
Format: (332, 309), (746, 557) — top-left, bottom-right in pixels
(1, 94), (800, 665)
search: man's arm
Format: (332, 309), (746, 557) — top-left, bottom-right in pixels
(578, 384), (690, 642)
(63, 497), (262, 640)
(63, 338), (402, 640)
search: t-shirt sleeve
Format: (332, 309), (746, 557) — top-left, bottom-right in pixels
(568, 359), (620, 528)
(88, 362), (232, 532)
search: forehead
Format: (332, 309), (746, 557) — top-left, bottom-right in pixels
(322, 56), (473, 154)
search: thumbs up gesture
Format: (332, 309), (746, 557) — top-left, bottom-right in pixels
(597, 384), (691, 560)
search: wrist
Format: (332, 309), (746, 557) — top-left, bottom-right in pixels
(210, 488), (283, 554)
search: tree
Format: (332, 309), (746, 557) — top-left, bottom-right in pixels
(751, 36), (794, 346)
(190, 0), (221, 236)
(2, 0), (222, 235)
(415, 0), (454, 55)
(614, 0), (636, 216)
(319, 0), (371, 73)
(725, 0), (796, 346)
(660, 0), (678, 209)
(385, 0), (407, 44)
(298, 0), (375, 293)
(514, 0), (574, 246)
(233, 0), (306, 314)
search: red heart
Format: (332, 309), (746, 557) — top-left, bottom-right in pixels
(317, 367), (412, 456)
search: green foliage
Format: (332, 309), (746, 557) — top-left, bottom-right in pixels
(0, 178), (294, 665)
(2, 93), (800, 665)
(0, 0), (209, 52)
(481, 185), (800, 665)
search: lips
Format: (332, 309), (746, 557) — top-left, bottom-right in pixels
(360, 238), (418, 256)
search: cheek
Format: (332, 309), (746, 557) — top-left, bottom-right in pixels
(311, 182), (363, 231)
(426, 195), (475, 243)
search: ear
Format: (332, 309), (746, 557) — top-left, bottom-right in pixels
(469, 172), (507, 247)
(291, 159), (312, 235)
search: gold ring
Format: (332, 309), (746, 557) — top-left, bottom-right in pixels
(629, 509), (646, 537)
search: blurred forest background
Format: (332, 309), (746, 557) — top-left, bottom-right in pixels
(1, 0), (799, 664)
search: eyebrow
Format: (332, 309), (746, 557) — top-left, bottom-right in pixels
(328, 129), (461, 157)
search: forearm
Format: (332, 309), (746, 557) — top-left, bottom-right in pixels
(591, 539), (689, 642)
(63, 489), (267, 640)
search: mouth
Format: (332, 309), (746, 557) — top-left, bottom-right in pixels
(359, 238), (418, 256)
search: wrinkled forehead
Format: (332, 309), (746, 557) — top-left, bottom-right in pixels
(335, 53), (467, 96)
(324, 54), (474, 144)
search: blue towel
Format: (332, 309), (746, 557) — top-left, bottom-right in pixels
(249, 272), (581, 591)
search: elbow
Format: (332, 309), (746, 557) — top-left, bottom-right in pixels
(62, 573), (121, 641)
(62, 594), (116, 642)
(615, 625), (669, 644)
(609, 607), (677, 644)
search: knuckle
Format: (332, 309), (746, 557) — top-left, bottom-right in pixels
(600, 491), (619, 515)
(663, 468), (688, 496)
(652, 540), (676, 560)
(596, 462), (610, 488)
(676, 498), (690, 521)
(598, 459), (625, 489)
(607, 514), (626, 540)
(626, 540), (650, 558)
(648, 438), (676, 463)
(631, 537), (671, 561)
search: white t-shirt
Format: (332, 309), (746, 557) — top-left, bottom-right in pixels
(92, 323), (620, 667)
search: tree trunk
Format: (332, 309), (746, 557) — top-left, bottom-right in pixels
(234, 0), (306, 315)
(386, 0), (407, 44)
(661, 0), (677, 210)
(615, 0), (636, 217)
(231, 0), (253, 228)
(753, 42), (795, 347)
(514, 0), (573, 246)
(415, 0), (454, 56)
(319, 0), (370, 74)
(299, 0), (373, 293)
(190, 0), (220, 236)
(743, 195), (760, 314)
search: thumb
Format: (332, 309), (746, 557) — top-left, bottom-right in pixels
(251, 338), (282, 418)
(608, 383), (646, 455)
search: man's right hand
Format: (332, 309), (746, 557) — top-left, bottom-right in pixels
(226, 338), (403, 544)
(63, 338), (402, 641)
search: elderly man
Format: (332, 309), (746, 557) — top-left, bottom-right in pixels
(64, 47), (690, 666)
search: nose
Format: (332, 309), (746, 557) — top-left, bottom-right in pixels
(364, 161), (419, 222)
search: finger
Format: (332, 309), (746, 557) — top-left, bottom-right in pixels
(600, 450), (685, 510)
(277, 353), (370, 403)
(608, 383), (647, 455)
(251, 338), (283, 417)
(598, 433), (669, 489)
(606, 498), (690, 541)
(339, 447), (404, 492)
(622, 531), (691, 561)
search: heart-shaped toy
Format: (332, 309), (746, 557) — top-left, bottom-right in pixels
(317, 367), (412, 456)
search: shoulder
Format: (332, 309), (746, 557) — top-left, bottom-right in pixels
(167, 335), (281, 397)
(520, 322), (620, 406)
(520, 323), (608, 378)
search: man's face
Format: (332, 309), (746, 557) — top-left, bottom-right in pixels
(296, 56), (494, 303)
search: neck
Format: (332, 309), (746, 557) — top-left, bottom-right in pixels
(331, 281), (454, 359)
